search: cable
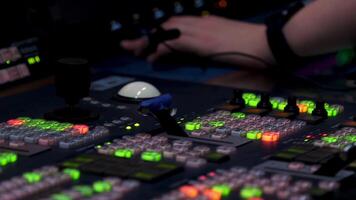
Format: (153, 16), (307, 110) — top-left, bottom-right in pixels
(163, 42), (274, 67)
(162, 42), (356, 92)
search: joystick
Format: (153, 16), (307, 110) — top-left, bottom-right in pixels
(44, 57), (99, 123)
(284, 96), (300, 114)
(230, 89), (245, 107)
(257, 93), (272, 110)
(312, 100), (328, 119)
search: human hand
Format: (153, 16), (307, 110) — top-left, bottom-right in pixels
(121, 15), (275, 68)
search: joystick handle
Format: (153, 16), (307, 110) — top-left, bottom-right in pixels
(55, 57), (91, 106)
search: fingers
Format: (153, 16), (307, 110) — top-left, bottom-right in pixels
(147, 44), (171, 62)
(120, 37), (148, 56)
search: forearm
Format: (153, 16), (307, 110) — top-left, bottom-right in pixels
(284, 0), (356, 57)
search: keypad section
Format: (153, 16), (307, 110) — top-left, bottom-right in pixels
(0, 166), (79, 200)
(60, 154), (183, 182)
(155, 167), (340, 200)
(95, 133), (232, 168)
(184, 111), (307, 143)
(40, 178), (139, 200)
(0, 117), (110, 150)
(306, 127), (356, 150)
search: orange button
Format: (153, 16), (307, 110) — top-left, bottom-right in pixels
(7, 119), (24, 126)
(179, 186), (199, 198)
(203, 189), (221, 200)
(262, 132), (280, 142)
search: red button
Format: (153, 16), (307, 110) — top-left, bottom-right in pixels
(72, 125), (89, 135)
(7, 119), (25, 126)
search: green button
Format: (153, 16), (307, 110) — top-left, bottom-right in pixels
(209, 121), (225, 128)
(231, 112), (246, 119)
(246, 130), (262, 140)
(322, 136), (338, 143)
(51, 193), (72, 200)
(114, 149), (134, 159)
(247, 98), (261, 107)
(212, 184), (231, 197)
(23, 172), (42, 184)
(63, 168), (81, 180)
(93, 181), (112, 193)
(141, 151), (162, 162)
(240, 186), (263, 199)
(74, 185), (94, 197)
(345, 135), (356, 143)
(185, 121), (201, 131)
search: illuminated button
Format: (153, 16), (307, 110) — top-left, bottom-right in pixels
(74, 185), (94, 197)
(240, 186), (263, 199)
(278, 102), (288, 111)
(7, 119), (25, 126)
(93, 181), (112, 193)
(246, 130), (262, 140)
(51, 193), (72, 200)
(248, 98), (261, 107)
(203, 189), (222, 200)
(179, 185), (199, 198)
(297, 104), (308, 113)
(114, 149), (134, 159)
(345, 135), (356, 143)
(63, 168), (81, 180)
(0, 152), (18, 166)
(261, 132), (280, 142)
(23, 172), (42, 184)
(185, 122), (201, 131)
(321, 136), (338, 143)
(125, 126), (132, 130)
(212, 184), (231, 197)
(134, 123), (140, 127)
(141, 151), (162, 162)
(72, 125), (89, 135)
(209, 121), (225, 128)
(231, 112), (246, 119)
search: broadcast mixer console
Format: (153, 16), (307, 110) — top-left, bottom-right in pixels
(1, 72), (356, 200)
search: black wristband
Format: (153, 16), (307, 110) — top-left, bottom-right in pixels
(266, 2), (305, 68)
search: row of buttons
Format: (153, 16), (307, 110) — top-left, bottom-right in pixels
(96, 133), (232, 168)
(156, 167), (339, 200)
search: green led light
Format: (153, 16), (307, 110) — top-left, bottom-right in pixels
(23, 172), (42, 184)
(185, 121), (201, 131)
(212, 184), (231, 197)
(51, 193), (72, 200)
(114, 149), (134, 159)
(246, 130), (262, 140)
(134, 123), (140, 127)
(0, 152), (17, 166)
(125, 126), (132, 130)
(240, 186), (263, 199)
(322, 136), (338, 143)
(247, 98), (261, 107)
(242, 93), (257, 101)
(6, 60), (11, 64)
(345, 135), (356, 143)
(141, 151), (162, 162)
(28, 57), (36, 65)
(209, 121), (225, 128)
(93, 181), (112, 193)
(95, 145), (102, 149)
(270, 100), (280, 109)
(35, 56), (41, 63)
(231, 112), (246, 119)
(74, 185), (94, 197)
(278, 102), (288, 111)
(63, 168), (81, 180)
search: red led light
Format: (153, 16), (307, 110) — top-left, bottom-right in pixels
(218, 0), (227, 8)
(7, 119), (24, 126)
(180, 185), (199, 198)
(208, 172), (216, 177)
(262, 132), (280, 142)
(198, 175), (207, 181)
(72, 125), (89, 135)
